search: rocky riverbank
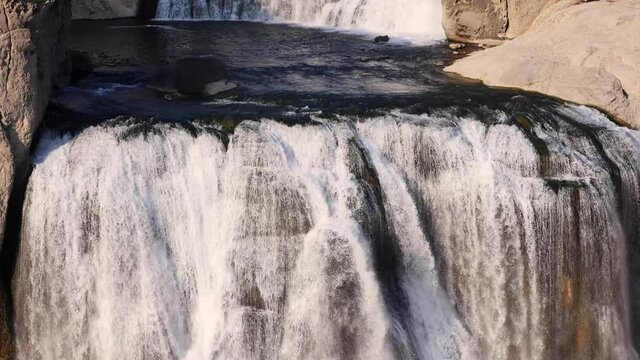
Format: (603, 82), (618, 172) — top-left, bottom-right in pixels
(445, 0), (640, 128)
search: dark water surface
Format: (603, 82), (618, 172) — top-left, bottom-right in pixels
(55, 19), (563, 127)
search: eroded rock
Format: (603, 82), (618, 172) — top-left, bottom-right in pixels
(0, 0), (70, 356)
(72, 0), (141, 19)
(441, 0), (561, 43)
(446, 0), (640, 128)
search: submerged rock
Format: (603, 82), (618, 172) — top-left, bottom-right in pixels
(374, 35), (390, 43)
(204, 80), (238, 96)
(72, 0), (141, 19)
(69, 50), (94, 84)
(150, 57), (229, 96)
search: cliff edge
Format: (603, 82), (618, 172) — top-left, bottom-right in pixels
(445, 0), (640, 128)
(0, 0), (70, 357)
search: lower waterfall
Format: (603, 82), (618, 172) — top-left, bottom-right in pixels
(154, 0), (444, 41)
(13, 105), (640, 359)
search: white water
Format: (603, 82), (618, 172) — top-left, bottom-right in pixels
(155, 0), (445, 41)
(14, 107), (640, 359)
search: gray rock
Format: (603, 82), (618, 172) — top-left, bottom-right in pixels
(204, 80), (238, 96)
(72, 0), (141, 19)
(374, 35), (390, 43)
(150, 57), (228, 96)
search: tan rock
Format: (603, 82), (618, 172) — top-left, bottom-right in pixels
(441, 0), (561, 43)
(505, 0), (560, 38)
(446, 0), (640, 128)
(441, 0), (508, 43)
(0, 0), (69, 356)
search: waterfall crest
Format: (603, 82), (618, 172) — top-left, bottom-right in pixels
(14, 106), (640, 359)
(154, 0), (444, 41)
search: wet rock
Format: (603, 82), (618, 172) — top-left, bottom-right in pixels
(72, 0), (141, 19)
(449, 42), (466, 50)
(374, 35), (390, 43)
(69, 50), (94, 84)
(150, 57), (229, 96)
(204, 80), (238, 96)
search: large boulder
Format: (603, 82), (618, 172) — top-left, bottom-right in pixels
(441, 0), (508, 43)
(72, 0), (140, 19)
(150, 57), (233, 96)
(72, 0), (159, 19)
(441, 0), (560, 43)
(445, 0), (640, 128)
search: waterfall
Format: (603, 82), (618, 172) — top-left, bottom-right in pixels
(13, 106), (640, 359)
(154, 0), (444, 41)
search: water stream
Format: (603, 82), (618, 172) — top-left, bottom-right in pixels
(11, 13), (640, 360)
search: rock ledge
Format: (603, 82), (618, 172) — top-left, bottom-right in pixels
(445, 0), (640, 128)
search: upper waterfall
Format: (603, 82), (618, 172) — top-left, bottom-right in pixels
(155, 0), (445, 41)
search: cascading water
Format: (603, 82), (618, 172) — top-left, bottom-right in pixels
(154, 0), (444, 41)
(13, 105), (640, 359)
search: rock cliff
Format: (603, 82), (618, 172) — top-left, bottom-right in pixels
(0, 0), (70, 357)
(441, 0), (560, 43)
(72, 0), (158, 19)
(446, 0), (640, 128)
(72, 0), (139, 19)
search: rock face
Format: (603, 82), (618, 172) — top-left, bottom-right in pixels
(72, 0), (141, 19)
(0, 0), (70, 356)
(445, 0), (640, 128)
(441, 0), (560, 43)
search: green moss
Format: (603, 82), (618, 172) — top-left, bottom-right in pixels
(514, 114), (551, 177)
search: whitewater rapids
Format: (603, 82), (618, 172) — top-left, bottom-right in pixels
(13, 106), (640, 360)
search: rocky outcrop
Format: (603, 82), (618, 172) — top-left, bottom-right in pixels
(0, 0), (70, 356)
(445, 0), (640, 128)
(72, 0), (140, 19)
(441, 0), (560, 43)
(72, 0), (159, 19)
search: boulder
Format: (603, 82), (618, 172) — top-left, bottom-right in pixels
(445, 0), (640, 128)
(72, 0), (142, 19)
(69, 50), (94, 84)
(374, 35), (390, 43)
(150, 57), (229, 95)
(441, 0), (560, 43)
(441, 0), (508, 43)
